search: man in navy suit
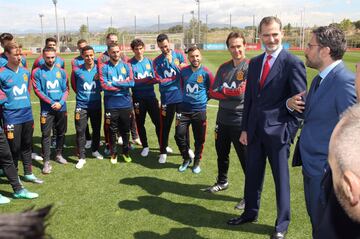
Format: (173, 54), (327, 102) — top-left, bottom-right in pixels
(227, 16), (307, 239)
(288, 26), (357, 235)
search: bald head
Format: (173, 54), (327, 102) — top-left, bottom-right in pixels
(331, 104), (360, 176)
(329, 103), (360, 223)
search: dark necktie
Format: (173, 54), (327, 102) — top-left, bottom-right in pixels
(313, 75), (323, 92)
(259, 55), (272, 88)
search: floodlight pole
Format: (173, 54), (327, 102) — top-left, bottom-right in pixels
(190, 10), (195, 44)
(195, 0), (200, 44)
(52, 0), (60, 50)
(39, 14), (45, 47)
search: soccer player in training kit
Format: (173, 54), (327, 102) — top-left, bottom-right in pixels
(72, 39), (93, 150)
(153, 33), (194, 164)
(71, 45), (103, 169)
(98, 33), (140, 155)
(99, 43), (134, 164)
(71, 39), (88, 69)
(0, 33), (43, 162)
(129, 39), (161, 157)
(32, 37), (65, 71)
(204, 32), (248, 210)
(175, 45), (213, 174)
(0, 33), (27, 68)
(32, 47), (69, 174)
(33, 37), (66, 150)
(0, 42), (43, 184)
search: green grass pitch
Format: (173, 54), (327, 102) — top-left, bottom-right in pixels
(0, 50), (358, 238)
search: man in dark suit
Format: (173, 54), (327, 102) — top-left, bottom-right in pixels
(227, 16), (307, 239)
(288, 26), (356, 234)
(314, 104), (360, 239)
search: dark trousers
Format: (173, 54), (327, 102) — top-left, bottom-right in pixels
(159, 103), (189, 154)
(75, 108), (102, 159)
(303, 170), (323, 234)
(85, 124), (91, 141)
(130, 110), (139, 140)
(4, 121), (34, 175)
(104, 110), (137, 146)
(244, 131), (291, 232)
(0, 130), (22, 192)
(106, 108), (132, 156)
(215, 122), (246, 184)
(40, 111), (67, 161)
(133, 97), (160, 148)
(174, 111), (207, 162)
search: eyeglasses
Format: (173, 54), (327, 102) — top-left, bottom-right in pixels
(306, 43), (321, 49)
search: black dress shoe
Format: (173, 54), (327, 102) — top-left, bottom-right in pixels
(270, 231), (287, 239)
(227, 215), (257, 225)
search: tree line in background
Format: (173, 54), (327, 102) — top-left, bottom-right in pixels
(11, 18), (360, 52)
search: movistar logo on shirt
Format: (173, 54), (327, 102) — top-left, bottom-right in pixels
(47, 80), (60, 89)
(46, 80), (60, 93)
(12, 84), (28, 100)
(112, 75), (124, 82)
(83, 82), (96, 91)
(186, 83), (199, 93)
(13, 84), (27, 96)
(136, 71), (152, 79)
(163, 68), (176, 78)
(223, 82), (237, 89)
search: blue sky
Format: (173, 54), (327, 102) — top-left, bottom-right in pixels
(0, 0), (359, 33)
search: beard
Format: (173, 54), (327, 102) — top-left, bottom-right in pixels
(45, 61), (54, 68)
(305, 56), (322, 70)
(190, 61), (200, 68)
(264, 44), (280, 53)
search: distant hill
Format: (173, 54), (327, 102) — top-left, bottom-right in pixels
(11, 22), (233, 34)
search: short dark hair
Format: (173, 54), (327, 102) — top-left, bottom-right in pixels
(156, 33), (169, 43)
(259, 16), (282, 33)
(312, 26), (347, 60)
(130, 39), (145, 50)
(0, 205), (52, 239)
(186, 45), (200, 54)
(106, 33), (117, 39)
(81, 45), (94, 54)
(77, 39), (87, 46)
(226, 32), (246, 47)
(42, 47), (56, 54)
(45, 37), (57, 46)
(4, 42), (19, 54)
(0, 33), (13, 45)
(107, 42), (119, 51)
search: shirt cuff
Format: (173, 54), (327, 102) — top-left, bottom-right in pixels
(286, 98), (294, 112)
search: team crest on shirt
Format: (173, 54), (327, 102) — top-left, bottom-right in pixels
(236, 71), (244, 81)
(23, 73), (28, 82)
(56, 71), (61, 79)
(197, 75), (203, 83)
(121, 67), (126, 74)
(146, 64), (151, 70)
(174, 59), (180, 66)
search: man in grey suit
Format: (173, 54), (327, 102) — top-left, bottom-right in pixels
(288, 26), (356, 235)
